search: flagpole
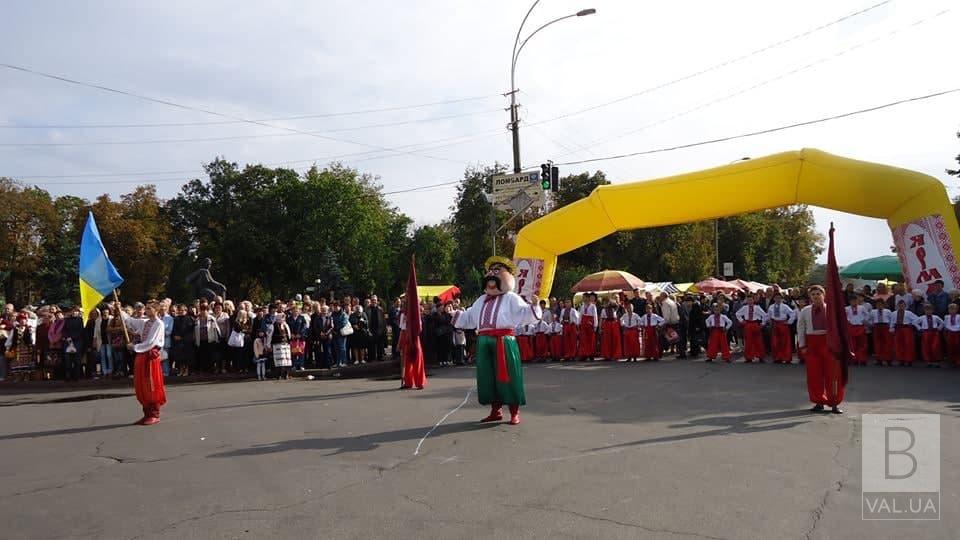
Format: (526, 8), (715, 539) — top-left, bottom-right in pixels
(112, 289), (131, 345)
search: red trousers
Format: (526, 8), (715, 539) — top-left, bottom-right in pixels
(872, 328), (892, 363)
(848, 325), (868, 365)
(771, 322), (792, 363)
(622, 327), (641, 358)
(518, 335), (534, 362)
(742, 321), (765, 360)
(578, 317), (596, 357)
(534, 333), (550, 359)
(921, 330), (943, 364)
(550, 334), (564, 359)
(562, 323), (578, 359)
(642, 326), (661, 359)
(804, 334), (845, 407)
(600, 319), (622, 359)
(134, 349), (166, 418)
(893, 326), (916, 364)
(707, 327), (730, 361)
(946, 331), (960, 365)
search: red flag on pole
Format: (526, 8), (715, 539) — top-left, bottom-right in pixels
(402, 255), (426, 389)
(824, 223), (853, 385)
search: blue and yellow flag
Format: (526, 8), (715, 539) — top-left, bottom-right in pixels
(79, 211), (124, 320)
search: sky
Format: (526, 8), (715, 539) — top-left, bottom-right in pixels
(2, 0), (959, 267)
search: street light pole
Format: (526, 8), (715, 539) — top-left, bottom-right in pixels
(509, 3), (595, 173)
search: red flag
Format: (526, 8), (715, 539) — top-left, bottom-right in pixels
(824, 223), (853, 385)
(402, 255), (426, 388)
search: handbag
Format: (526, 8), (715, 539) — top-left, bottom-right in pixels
(227, 330), (245, 348)
(340, 322), (354, 336)
(665, 327), (680, 344)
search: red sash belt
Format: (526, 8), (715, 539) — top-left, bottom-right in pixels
(479, 328), (514, 383)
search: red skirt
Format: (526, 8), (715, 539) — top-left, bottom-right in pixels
(600, 319), (622, 359)
(872, 327), (892, 362)
(921, 330), (943, 364)
(622, 327), (641, 358)
(742, 321), (765, 360)
(707, 327), (730, 360)
(134, 349), (167, 408)
(642, 326), (661, 359)
(893, 326), (916, 363)
(946, 331), (960, 365)
(848, 324), (868, 365)
(771, 322), (792, 362)
(518, 335), (534, 362)
(578, 316), (596, 357)
(534, 333), (550, 359)
(550, 334), (564, 359)
(562, 323), (578, 358)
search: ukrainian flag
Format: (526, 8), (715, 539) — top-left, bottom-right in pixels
(79, 211), (124, 321)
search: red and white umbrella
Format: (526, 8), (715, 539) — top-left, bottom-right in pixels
(694, 277), (740, 294)
(571, 270), (645, 293)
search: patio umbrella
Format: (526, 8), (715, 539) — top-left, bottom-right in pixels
(694, 277), (740, 294)
(571, 270), (645, 293)
(839, 255), (903, 280)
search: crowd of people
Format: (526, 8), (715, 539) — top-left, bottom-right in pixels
(1, 278), (956, 383)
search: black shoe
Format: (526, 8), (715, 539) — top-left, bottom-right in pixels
(831, 406), (844, 414)
(810, 404), (825, 412)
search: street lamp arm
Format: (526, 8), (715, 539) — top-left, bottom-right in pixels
(514, 13), (578, 70)
(511, 0), (541, 94)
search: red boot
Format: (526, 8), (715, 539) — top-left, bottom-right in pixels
(481, 403), (503, 423)
(508, 404), (520, 425)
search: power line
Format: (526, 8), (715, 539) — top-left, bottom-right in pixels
(0, 108), (502, 147)
(542, 7), (952, 160)
(0, 95), (500, 129)
(553, 88), (960, 167)
(521, 0), (895, 128)
(0, 62), (481, 164)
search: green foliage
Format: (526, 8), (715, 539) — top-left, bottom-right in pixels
(450, 164), (507, 283)
(410, 224), (455, 284)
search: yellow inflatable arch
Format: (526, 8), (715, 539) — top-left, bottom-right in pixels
(513, 149), (960, 297)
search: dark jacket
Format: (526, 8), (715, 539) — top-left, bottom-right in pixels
(309, 314), (332, 341)
(62, 316), (86, 353)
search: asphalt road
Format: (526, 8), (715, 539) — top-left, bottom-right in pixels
(1, 358), (957, 539)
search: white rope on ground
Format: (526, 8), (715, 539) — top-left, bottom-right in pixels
(414, 388), (473, 456)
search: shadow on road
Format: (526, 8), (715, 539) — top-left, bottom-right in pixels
(586, 409), (812, 453)
(0, 423), (132, 441)
(207, 421), (497, 458)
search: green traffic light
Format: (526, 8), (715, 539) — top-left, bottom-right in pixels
(541, 180), (551, 190)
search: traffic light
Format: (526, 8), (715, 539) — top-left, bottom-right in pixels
(551, 166), (559, 192)
(540, 163), (551, 190)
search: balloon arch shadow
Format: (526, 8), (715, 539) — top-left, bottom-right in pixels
(514, 148), (960, 296)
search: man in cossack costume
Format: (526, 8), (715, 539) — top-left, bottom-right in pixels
(559, 299), (579, 360)
(797, 286), (844, 414)
(117, 300), (167, 425)
(736, 295), (767, 362)
(844, 295), (869, 365)
(767, 293), (796, 364)
(455, 257), (542, 425)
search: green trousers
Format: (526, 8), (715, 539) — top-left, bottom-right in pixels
(475, 335), (526, 406)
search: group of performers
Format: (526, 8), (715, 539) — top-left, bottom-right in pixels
(513, 295), (667, 362)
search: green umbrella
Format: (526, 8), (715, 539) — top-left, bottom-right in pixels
(839, 255), (903, 280)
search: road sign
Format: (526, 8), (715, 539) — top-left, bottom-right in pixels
(723, 262), (734, 277)
(491, 171), (544, 212)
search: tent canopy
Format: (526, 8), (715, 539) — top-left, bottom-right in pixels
(571, 270), (644, 293)
(695, 278), (740, 293)
(401, 285), (461, 303)
(839, 255), (904, 280)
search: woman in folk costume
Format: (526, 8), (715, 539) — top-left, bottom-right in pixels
(620, 301), (642, 361)
(889, 300), (918, 365)
(870, 298), (894, 365)
(844, 295), (869, 365)
(5, 311), (36, 381)
(735, 295), (767, 362)
(705, 303), (733, 362)
(767, 293), (796, 364)
(559, 299), (580, 360)
(913, 303), (944, 366)
(599, 297), (622, 361)
(549, 315), (564, 360)
(943, 303), (960, 366)
(639, 304), (665, 361)
(454, 257), (542, 425)
(270, 312), (293, 380)
(577, 293), (599, 360)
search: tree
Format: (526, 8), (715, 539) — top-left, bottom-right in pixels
(0, 179), (58, 305)
(410, 224), (455, 283)
(37, 195), (88, 305)
(315, 247), (350, 299)
(450, 164), (507, 286)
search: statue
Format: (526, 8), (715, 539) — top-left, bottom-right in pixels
(185, 258), (227, 302)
